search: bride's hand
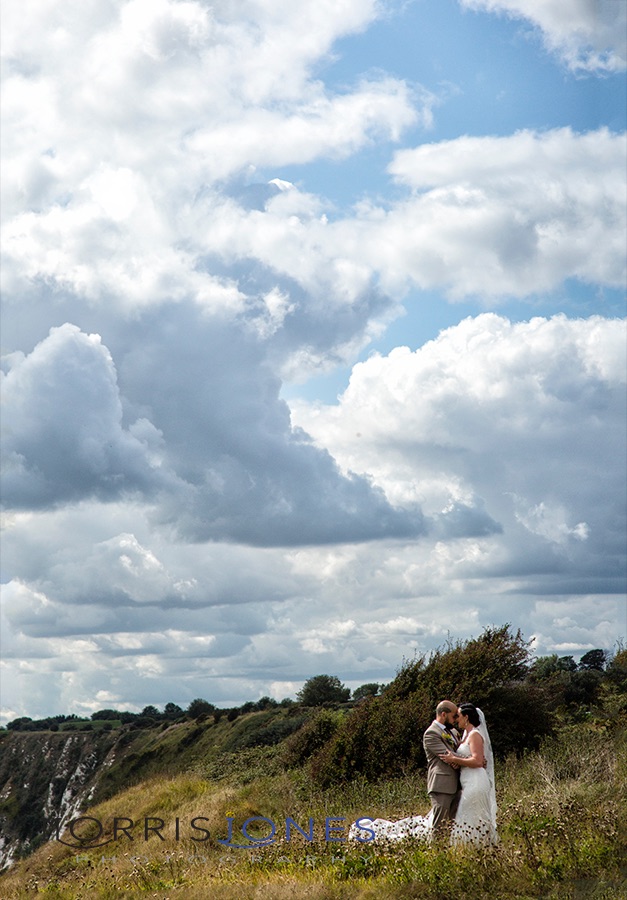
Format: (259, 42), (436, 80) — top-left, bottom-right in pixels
(440, 750), (459, 767)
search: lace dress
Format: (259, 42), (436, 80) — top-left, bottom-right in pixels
(450, 740), (498, 845)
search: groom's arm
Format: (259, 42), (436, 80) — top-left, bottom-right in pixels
(424, 729), (460, 768)
(423, 729), (446, 759)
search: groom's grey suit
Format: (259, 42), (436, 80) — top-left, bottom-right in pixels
(423, 721), (461, 834)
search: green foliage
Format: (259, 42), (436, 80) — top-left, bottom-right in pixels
(352, 683), (382, 701)
(563, 668), (604, 710)
(579, 649), (607, 671)
(187, 698), (216, 718)
(386, 625), (530, 703)
(296, 675), (351, 706)
(530, 654), (577, 679)
(281, 710), (343, 767)
(606, 646), (627, 693)
(256, 696), (279, 710)
(480, 681), (553, 756)
(309, 625), (539, 786)
(223, 710), (308, 751)
(164, 702), (184, 719)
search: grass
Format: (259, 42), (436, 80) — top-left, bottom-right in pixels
(2, 725), (626, 899)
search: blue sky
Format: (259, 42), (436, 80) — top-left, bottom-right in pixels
(278, 0), (627, 402)
(1, 0), (625, 721)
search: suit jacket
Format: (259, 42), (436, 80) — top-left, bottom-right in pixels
(423, 722), (461, 795)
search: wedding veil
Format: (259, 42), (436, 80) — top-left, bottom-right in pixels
(475, 707), (498, 830)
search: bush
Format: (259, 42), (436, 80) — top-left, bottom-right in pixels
(308, 626), (548, 787)
(352, 683), (382, 701)
(281, 709), (343, 767)
(385, 625), (530, 703)
(223, 711), (308, 751)
(187, 698), (216, 718)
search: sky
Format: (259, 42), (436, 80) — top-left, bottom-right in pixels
(1, 0), (626, 722)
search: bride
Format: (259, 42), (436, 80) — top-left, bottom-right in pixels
(349, 703), (497, 846)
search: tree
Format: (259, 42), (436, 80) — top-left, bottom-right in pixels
(91, 709), (121, 720)
(297, 675), (350, 706)
(352, 683), (381, 701)
(7, 717), (33, 731)
(186, 698), (215, 718)
(164, 702), (183, 719)
(530, 655), (577, 680)
(308, 627), (548, 787)
(256, 696), (278, 710)
(578, 649), (607, 671)
(606, 645), (627, 689)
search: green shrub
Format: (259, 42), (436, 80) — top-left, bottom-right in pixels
(281, 709), (343, 767)
(308, 626), (550, 786)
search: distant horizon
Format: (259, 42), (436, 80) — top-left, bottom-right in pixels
(4, 632), (620, 724)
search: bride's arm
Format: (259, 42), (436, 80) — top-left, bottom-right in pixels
(441, 731), (485, 768)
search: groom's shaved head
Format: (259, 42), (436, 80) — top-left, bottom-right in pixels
(436, 701), (457, 715)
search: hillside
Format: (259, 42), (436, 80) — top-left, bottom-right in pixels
(0, 706), (311, 869)
(0, 723), (625, 899)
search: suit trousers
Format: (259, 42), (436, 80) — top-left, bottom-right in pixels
(429, 788), (461, 835)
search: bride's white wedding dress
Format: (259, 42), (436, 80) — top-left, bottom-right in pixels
(450, 739), (497, 845)
(349, 709), (497, 846)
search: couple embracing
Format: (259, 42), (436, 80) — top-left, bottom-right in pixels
(352, 700), (497, 845)
(424, 700), (497, 845)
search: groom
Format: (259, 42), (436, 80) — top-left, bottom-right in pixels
(423, 700), (462, 836)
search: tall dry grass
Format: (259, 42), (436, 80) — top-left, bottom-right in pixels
(2, 725), (625, 899)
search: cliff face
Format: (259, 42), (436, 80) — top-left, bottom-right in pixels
(0, 730), (120, 869)
(0, 709), (312, 869)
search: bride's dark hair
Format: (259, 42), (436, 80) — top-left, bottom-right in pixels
(458, 702), (481, 727)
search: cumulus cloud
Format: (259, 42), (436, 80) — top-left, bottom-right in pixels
(1, 0), (420, 314)
(1, 324), (169, 507)
(460, 0), (627, 72)
(380, 128), (626, 297)
(292, 313), (627, 579)
(187, 128), (626, 313)
(1, 313), (426, 544)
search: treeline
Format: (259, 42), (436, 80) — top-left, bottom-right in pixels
(5, 697), (289, 732)
(4, 678), (384, 733)
(282, 627), (627, 786)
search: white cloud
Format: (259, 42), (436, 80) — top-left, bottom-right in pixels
(1, 0), (420, 314)
(292, 313), (626, 569)
(460, 0), (627, 72)
(380, 128), (626, 297)
(187, 128), (626, 315)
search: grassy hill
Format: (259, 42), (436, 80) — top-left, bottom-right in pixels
(1, 722), (625, 899)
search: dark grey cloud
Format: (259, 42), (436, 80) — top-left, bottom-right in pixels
(2, 308), (425, 546)
(1, 324), (170, 508)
